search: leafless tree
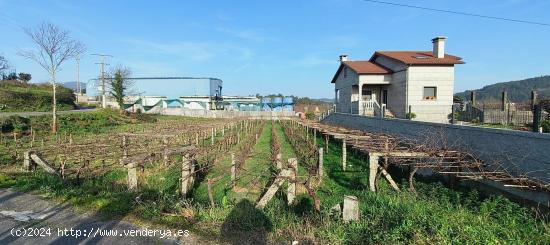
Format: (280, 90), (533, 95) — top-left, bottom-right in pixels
(18, 22), (85, 133)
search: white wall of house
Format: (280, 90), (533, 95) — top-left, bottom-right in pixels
(334, 66), (359, 113)
(387, 70), (408, 118)
(407, 66), (455, 123)
(358, 74), (391, 85)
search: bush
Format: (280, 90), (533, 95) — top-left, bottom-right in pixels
(542, 120), (550, 133)
(305, 112), (316, 120)
(0, 115), (30, 133)
(406, 112), (416, 119)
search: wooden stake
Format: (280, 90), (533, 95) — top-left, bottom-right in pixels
(231, 153), (236, 187)
(379, 166), (400, 191)
(318, 148), (324, 180)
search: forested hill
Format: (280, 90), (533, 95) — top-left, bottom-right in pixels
(455, 75), (550, 102)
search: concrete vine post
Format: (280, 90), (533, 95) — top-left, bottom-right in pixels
(211, 127), (214, 145)
(181, 154), (191, 199)
(127, 162), (138, 191)
(343, 196), (359, 222)
(231, 153), (236, 187)
(368, 153), (379, 192)
(342, 139), (347, 171)
(163, 137), (169, 166)
(325, 134), (329, 154)
(287, 158), (298, 204)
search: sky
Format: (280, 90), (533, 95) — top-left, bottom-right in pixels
(1, 0), (549, 99)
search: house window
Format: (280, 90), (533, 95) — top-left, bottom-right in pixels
(343, 67), (347, 78)
(335, 89), (340, 103)
(423, 87), (437, 100)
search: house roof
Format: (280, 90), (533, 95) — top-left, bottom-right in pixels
(370, 51), (465, 65)
(343, 61), (391, 74)
(330, 61), (391, 83)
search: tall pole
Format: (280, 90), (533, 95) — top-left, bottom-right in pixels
(100, 61), (106, 108)
(76, 57), (81, 94)
(91, 54), (112, 109)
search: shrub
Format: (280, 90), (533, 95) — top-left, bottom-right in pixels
(541, 120), (550, 133)
(406, 112), (416, 119)
(0, 115), (30, 133)
(305, 112), (316, 120)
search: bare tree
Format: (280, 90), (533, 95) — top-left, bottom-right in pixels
(18, 22), (85, 133)
(108, 65), (134, 109)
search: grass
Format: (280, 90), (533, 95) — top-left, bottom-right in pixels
(233, 122), (273, 201)
(0, 80), (76, 112)
(274, 121), (298, 164)
(2, 119), (549, 244)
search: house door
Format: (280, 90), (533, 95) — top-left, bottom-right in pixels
(383, 90), (388, 104)
(361, 85), (372, 101)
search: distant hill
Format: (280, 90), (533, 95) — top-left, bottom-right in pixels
(455, 75), (550, 103)
(63, 81), (86, 93)
(0, 80), (76, 112)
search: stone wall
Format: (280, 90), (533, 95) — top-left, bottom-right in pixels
(322, 113), (550, 183)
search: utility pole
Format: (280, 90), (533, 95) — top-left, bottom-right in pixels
(91, 53), (112, 108)
(76, 57), (81, 95)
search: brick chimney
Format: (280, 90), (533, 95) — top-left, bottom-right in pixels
(339, 54), (348, 62)
(432, 36), (447, 58)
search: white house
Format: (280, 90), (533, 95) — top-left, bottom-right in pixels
(331, 36), (464, 123)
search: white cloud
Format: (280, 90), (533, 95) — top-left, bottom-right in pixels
(216, 27), (274, 43)
(122, 38), (255, 62)
(123, 39), (214, 61)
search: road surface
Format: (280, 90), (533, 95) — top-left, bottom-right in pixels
(0, 109), (97, 118)
(0, 188), (196, 244)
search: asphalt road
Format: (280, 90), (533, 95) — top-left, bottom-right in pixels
(0, 188), (195, 244)
(0, 109), (97, 118)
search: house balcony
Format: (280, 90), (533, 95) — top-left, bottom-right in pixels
(352, 100), (379, 116)
(353, 100), (397, 118)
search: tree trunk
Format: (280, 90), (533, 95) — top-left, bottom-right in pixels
(52, 71), (57, 134)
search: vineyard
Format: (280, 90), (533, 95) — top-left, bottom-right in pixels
(1, 112), (549, 244)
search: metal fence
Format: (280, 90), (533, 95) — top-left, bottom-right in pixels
(456, 102), (547, 126)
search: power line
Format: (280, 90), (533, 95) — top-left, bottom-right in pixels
(361, 0), (550, 27)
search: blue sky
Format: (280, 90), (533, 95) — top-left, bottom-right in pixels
(1, 0), (549, 98)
